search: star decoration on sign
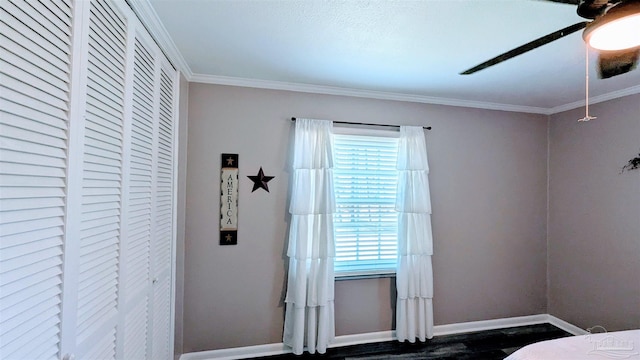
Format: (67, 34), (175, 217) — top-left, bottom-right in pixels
(247, 167), (275, 192)
(226, 156), (235, 166)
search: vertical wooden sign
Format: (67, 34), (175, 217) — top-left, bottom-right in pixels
(220, 153), (238, 245)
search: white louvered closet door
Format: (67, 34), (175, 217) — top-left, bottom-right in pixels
(1, 1), (177, 359)
(71, 1), (128, 358)
(151, 61), (176, 360)
(120, 29), (156, 360)
(0, 0), (73, 359)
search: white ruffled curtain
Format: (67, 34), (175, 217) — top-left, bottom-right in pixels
(283, 118), (336, 355)
(395, 126), (434, 343)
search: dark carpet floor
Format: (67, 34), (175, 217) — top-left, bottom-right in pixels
(250, 323), (573, 359)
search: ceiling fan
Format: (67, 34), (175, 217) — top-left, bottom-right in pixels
(461, 0), (640, 79)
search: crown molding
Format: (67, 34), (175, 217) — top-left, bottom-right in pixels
(192, 73), (640, 116)
(190, 73), (552, 115)
(547, 85), (640, 115)
(127, 0), (193, 78)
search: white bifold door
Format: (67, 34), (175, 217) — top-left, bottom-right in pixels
(0, 1), (178, 359)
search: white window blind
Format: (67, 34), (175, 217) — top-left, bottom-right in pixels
(332, 132), (399, 276)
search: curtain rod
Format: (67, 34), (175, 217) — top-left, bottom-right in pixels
(290, 117), (431, 130)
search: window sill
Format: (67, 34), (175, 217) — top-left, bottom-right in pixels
(335, 272), (396, 281)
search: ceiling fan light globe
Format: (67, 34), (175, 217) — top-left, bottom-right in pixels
(586, 13), (640, 51)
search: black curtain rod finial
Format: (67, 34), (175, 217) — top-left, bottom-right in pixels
(290, 117), (431, 131)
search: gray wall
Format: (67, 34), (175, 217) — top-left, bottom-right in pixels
(183, 83), (549, 352)
(548, 94), (640, 331)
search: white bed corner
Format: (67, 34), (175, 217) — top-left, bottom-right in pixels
(505, 329), (640, 360)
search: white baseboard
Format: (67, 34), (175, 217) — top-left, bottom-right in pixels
(331, 330), (396, 348)
(180, 343), (290, 360)
(433, 314), (550, 336)
(179, 314), (585, 360)
(547, 314), (588, 335)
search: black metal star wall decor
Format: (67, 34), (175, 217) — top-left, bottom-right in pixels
(247, 167), (275, 192)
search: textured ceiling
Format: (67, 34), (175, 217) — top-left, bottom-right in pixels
(148, 0), (640, 113)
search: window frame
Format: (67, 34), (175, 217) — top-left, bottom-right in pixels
(331, 126), (400, 279)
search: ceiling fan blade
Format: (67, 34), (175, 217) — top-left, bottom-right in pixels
(597, 48), (639, 78)
(541, 0), (580, 5)
(460, 21), (588, 75)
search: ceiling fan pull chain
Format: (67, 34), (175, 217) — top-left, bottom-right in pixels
(579, 44), (597, 122)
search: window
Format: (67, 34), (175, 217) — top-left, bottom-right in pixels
(332, 129), (399, 276)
